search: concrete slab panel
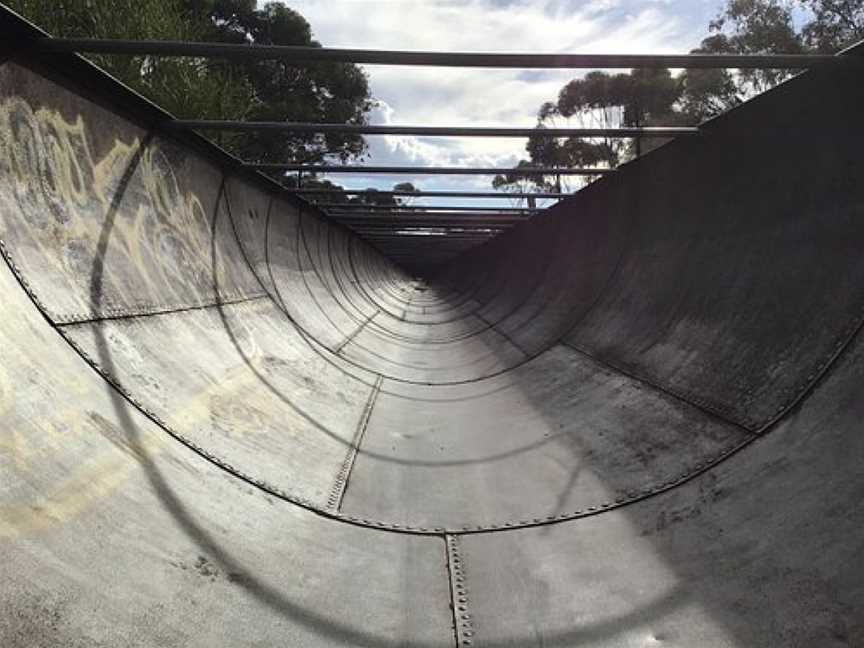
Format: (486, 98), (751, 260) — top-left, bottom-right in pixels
(342, 345), (750, 529)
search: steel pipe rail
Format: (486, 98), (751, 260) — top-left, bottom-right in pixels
(326, 212), (533, 220)
(32, 38), (844, 69)
(336, 215), (526, 222)
(343, 224), (520, 229)
(339, 221), (523, 230)
(252, 164), (613, 175)
(295, 189), (570, 199)
(347, 231), (518, 236)
(348, 229), (515, 235)
(317, 204), (539, 212)
(171, 120), (701, 138)
(360, 228), (498, 234)
(345, 223), (521, 230)
(385, 248), (480, 251)
(382, 239), (483, 243)
(385, 248), (479, 252)
(343, 213), (521, 218)
(378, 244), (483, 249)
(344, 218), (529, 226)
(362, 235), (495, 241)
(327, 214), (532, 220)
(364, 228), (497, 235)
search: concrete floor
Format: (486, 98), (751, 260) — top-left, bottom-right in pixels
(1, 30), (863, 648)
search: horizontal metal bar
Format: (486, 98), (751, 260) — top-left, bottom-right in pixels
(330, 213), (532, 220)
(296, 189), (569, 199)
(366, 234), (497, 241)
(344, 224), (523, 231)
(361, 230), (497, 236)
(340, 218), (525, 225)
(331, 216), (530, 227)
(172, 120), (699, 138)
(339, 226), (526, 232)
(354, 229), (506, 236)
(354, 229), (507, 241)
(335, 211), (528, 216)
(320, 204), (538, 212)
(253, 164), (613, 175)
(328, 215), (531, 222)
(385, 254), (476, 257)
(34, 39), (841, 68)
(373, 242), (485, 246)
(344, 224), (518, 232)
(353, 233), (512, 238)
(368, 248), (485, 252)
(341, 216), (524, 222)
(363, 236), (495, 241)
(365, 243), (495, 247)
(377, 247), (481, 252)
(381, 250), (480, 254)
(382, 256), (479, 259)
(367, 234), (496, 239)
(332, 217), (529, 223)
(359, 227), (501, 231)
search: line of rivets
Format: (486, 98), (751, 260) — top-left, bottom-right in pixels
(326, 376), (382, 511)
(54, 291), (268, 326)
(447, 535), (474, 646)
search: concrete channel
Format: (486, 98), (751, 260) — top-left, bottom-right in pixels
(1, 10), (863, 647)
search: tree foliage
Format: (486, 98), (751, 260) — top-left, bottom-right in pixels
(495, 0), (864, 193)
(342, 182), (419, 206)
(494, 68), (686, 192)
(681, 0), (864, 119)
(280, 177), (418, 206)
(801, 0), (864, 52)
(6, 0), (374, 166)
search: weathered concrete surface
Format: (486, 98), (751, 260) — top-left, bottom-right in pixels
(1, 21), (864, 648)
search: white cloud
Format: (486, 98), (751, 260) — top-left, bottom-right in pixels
(277, 0), (721, 197)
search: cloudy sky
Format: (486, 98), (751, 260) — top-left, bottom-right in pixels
(281, 0), (724, 203)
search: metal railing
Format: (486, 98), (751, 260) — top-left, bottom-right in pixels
(16, 18), (856, 268)
(32, 38), (843, 69)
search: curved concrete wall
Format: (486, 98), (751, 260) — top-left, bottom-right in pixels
(1, 38), (863, 648)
